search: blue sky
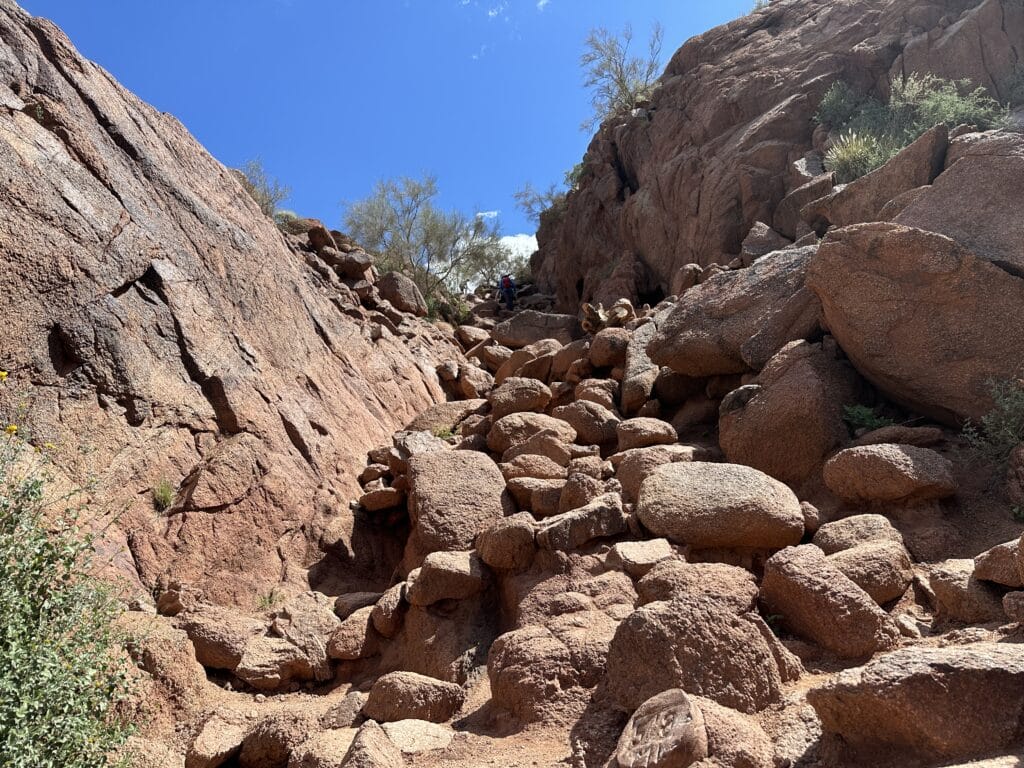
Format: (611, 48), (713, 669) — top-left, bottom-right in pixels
(20, 0), (749, 246)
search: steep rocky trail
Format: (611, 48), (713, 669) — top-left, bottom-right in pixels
(3, 0), (1024, 766)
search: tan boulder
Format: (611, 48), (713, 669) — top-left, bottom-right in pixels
(636, 560), (758, 614)
(499, 454), (567, 481)
(536, 493), (628, 552)
(239, 709), (320, 768)
(636, 462), (804, 550)
(552, 400), (621, 445)
(621, 311), (664, 415)
(719, 340), (860, 485)
(487, 412), (576, 453)
(476, 513), (537, 571)
(808, 644), (1024, 764)
(827, 541), (913, 605)
(823, 444), (956, 503)
(287, 729), (357, 768)
(404, 399), (487, 433)
(327, 606), (381, 661)
(808, 222), (1024, 423)
(804, 124), (948, 229)
(235, 636), (314, 691)
(760, 545), (900, 658)
(811, 513), (904, 554)
(362, 671), (465, 723)
(612, 443), (706, 502)
(379, 720), (453, 754)
(614, 689), (708, 768)
(850, 425), (944, 448)
(606, 597), (786, 714)
(590, 327), (631, 368)
(501, 429), (574, 466)
(370, 584), (407, 639)
(689, 695), (776, 768)
(404, 450), (513, 568)
(557, 471), (607, 514)
(492, 310), (579, 348)
(616, 417), (677, 451)
(488, 377), (551, 420)
(974, 539), (1023, 588)
(607, 538), (676, 578)
(648, 246), (820, 376)
(271, 591), (342, 682)
(187, 712), (251, 768)
(929, 559), (1006, 623)
(405, 551), (488, 606)
(377, 271), (428, 317)
(177, 605), (266, 671)
(340, 721), (403, 768)
(575, 378), (619, 410)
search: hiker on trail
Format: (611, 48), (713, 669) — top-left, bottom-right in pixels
(498, 273), (517, 311)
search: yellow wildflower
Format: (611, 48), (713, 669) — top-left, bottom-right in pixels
(5, 425), (17, 436)
(0, 370), (7, 382)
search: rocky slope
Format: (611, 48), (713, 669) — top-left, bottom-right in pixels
(4, 1), (1024, 767)
(0, 0), (462, 605)
(531, 0), (1023, 311)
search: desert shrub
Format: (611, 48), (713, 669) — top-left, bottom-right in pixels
(816, 81), (868, 128)
(819, 74), (1008, 181)
(963, 378), (1024, 465)
(256, 588), (283, 612)
(752, 0), (772, 10)
(580, 23), (663, 131)
(825, 132), (888, 183)
(0, 437), (134, 767)
(235, 158), (290, 217)
(843, 404), (896, 432)
(432, 426), (456, 440)
(151, 480), (175, 513)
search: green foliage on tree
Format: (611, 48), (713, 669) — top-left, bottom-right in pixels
(580, 22), (663, 131)
(818, 74), (1008, 181)
(343, 175), (519, 300)
(0, 436), (135, 767)
(235, 158), (290, 217)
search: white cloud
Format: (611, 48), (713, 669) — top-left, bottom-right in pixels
(487, 1), (508, 19)
(476, 210), (500, 220)
(501, 233), (539, 258)
(537, 0), (550, 9)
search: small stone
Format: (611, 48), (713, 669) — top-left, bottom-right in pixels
(615, 689), (709, 768)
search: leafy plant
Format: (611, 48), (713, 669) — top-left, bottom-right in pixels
(0, 438), (135, 767)
(343, 175), (513, 300)
(431, 426), (456, 440)
(580, 22), (663, 131)
(818, 74), (1008, 181)
(963, 378), (1024, 465)
(234, 158), (290, 217)
(256, 588), (283, 612)
(825, 132), (887, 183)
(151, 480), (175, 513)
(843, 404), (896, 432)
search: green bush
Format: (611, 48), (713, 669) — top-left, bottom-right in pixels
(963, 378), (1024, 465)
(818, 73), (1008, 181)
(431, 426), (456, 440)
(825, 133), (887, 183)
(0, 439), (134, 767)
(151, 479), (175, 513)
(843, 404), (896, 432)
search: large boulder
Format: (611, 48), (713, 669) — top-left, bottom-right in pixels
(492, 310), (579, 348)
(404, 451), (513, 569)
(647, 247), (820, 376)
(487, 412), (577, 454)
(552, 400), (620, 445)
(804, 124), (948, 228)
(377, 271), (428, 317)
(719, 340), (860, 485)
(928, 559), (1006, 623)
(895, 132), (1024, 273)
(535, 493), (628, 552)
(488, 377), (552, 420)
(808, 222), (1024, 423)
(827, 541), (913, 606)
(811, 513), (904, 554)
(362, 671), (465, 723)
(808, 644), (1024, 764)
(636, 559), (758, 614)
(405, 550), (488, 606)
(822, 444), (956, 503)
(606, 597), (787, 714)
(760, 545), (900, 658)
(636, 462), (804, 550)
(614, 689), (708, 768)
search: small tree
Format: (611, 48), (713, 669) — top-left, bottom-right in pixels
(513, 182), (566, 226)
(235, 158), (290, 217)
(580, 22), (663, 131)
(343, 175), (513, 297)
